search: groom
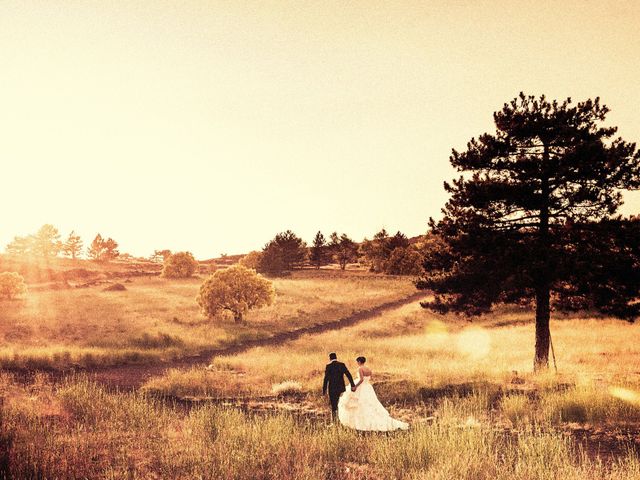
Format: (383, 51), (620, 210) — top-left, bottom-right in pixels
(322, 352), (356, 420)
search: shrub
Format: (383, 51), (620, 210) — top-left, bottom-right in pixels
(239, 251), (262, 270)
(162, 251), (198, 278)
(196, 265), (275, 322)
(384, 246), (423, 275)
(360, 229), (410, 272)
(0, 272), (27, 299)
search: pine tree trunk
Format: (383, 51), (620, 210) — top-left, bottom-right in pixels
(534, 145), (551, 371)
(534, 285), (550, 370)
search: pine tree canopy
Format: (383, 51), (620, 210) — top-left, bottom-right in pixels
(417, 93), (640, 367)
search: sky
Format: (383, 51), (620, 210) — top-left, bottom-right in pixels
(1, 0), (639, 259)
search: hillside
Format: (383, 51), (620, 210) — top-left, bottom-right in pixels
(0, 254), (162, 286)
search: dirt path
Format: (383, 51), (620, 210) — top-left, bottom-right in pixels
(79, 291), (430, 390)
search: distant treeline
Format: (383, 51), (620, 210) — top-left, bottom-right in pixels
(4, 225), (121, 262)
(239, 228), (433, 277)
(3, 224), (430, 276)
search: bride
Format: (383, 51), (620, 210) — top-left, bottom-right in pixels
(338, 356), (409, 431)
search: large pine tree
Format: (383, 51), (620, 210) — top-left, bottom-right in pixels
(417, 93), (640, 370)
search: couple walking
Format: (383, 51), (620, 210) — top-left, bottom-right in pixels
(322, 352), (408, 431)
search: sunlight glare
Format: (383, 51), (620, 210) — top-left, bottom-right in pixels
(424, 319), (449, 346)
(456, 328), (491, 360)
(608, 387), (640, 405)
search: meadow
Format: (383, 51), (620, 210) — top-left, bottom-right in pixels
(137, 299), (640, 477)
(1, 264), (639, 478)
(1, 373), (639, 479)
(0, 265), (415, 370)
(144, 301), (640, 403)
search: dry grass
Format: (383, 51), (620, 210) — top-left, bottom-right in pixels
(1, 376), (639, 479)
(2, 261), (639, 477)
(145, 301), (640, 427)
(0, 272), (415, 369)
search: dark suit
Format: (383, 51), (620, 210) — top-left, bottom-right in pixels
(322, 360), (355, 417)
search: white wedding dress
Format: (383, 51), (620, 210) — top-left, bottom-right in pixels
(338, 375), (409, 431)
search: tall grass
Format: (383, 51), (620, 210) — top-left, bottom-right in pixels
(148, 301), (640, 402)
(1, 377), (638, 479)
(144, 367), (258, 398)
(538, 384), (640, 425)
(0, 345), (174, 370)
(144, 300), (640, 439)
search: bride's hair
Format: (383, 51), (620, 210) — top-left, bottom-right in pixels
(356, 356), (366, 364)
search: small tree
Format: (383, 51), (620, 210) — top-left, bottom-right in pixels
(87, 234), (105, 261)
(196, 265), (275, 322)
(271, 230), (307, 270)
(32, 224), (62, 257)
(151, 249), (172, 263)
(239, 251), (262, 270)
(257, 241), (288, 276)
(281, 230), (307, 268)
(360, 229), (410, 272)
(309, 231), (329, 269)
(384, 246), (423, 275)
(5, 236), (34, 256)
(87, 234), (120, 262)
(102, 238), (120, 261)
(329, 232), (359, 270)
(62, 231), (83, 259)
(0, 272), (27, 299)
(162, 251), (198, 278)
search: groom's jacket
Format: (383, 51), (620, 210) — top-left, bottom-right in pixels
(322, 360), (355, 395)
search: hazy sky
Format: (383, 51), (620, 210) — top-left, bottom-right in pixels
(2, 0), (639, 259)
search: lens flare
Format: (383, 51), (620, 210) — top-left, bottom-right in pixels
(456, 327), (491, 360)
(425, 320), (449, 346)
(608, 387), (640, 405)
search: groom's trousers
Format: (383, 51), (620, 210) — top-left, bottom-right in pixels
(329, 390), (342, 418)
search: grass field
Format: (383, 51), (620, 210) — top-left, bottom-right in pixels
(0, 270), (415, 370)
(139, 299), (640, 476)
(144, 301), (640, 404)
(1, 266), (639, 478)
(1, 375), (639, 479)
